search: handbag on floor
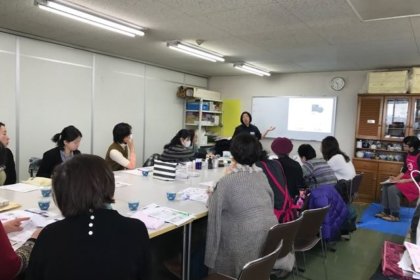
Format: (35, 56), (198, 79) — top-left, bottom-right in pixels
(381, 241), (412, 279)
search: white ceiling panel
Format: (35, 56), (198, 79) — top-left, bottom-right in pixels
(0, 0), (419, 76)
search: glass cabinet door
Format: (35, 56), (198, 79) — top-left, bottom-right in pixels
(411, 97), (420, 138)
(383, 97), (409, 139)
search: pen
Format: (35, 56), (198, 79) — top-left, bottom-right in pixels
(24, 209), (49, 218)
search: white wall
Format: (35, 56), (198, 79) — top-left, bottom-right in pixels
(209, 72), (369, 158)
(0, 32), (207, 181)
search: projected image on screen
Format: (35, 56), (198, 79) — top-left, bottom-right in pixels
(288, 98), (334, 133)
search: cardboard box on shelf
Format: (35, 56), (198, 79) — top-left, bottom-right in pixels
(368, 70), (408, 94)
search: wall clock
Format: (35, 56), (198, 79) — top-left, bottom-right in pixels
(330, 77), (345, 91)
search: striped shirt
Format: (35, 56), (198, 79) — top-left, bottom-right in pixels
(301, 158), (337, 189)
(160, 144), (194, 163)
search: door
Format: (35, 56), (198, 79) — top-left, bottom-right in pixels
(356, 96), (383, 139)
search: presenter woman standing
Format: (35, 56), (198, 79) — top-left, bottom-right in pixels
(232, 111), (275, 140)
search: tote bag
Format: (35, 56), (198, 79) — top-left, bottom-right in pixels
(153, 160), (177, 181)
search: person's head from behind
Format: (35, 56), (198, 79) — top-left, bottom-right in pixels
(52, 125), (82, 152)
(240, 111), (252, 127)
(321, 136), (340, 160)
(403, 136), (419, 152)
(230, 134), (261, 166)
(169, 129), (191, 148)
(52, 154), (115, 217)
(271, 137), (293, 156)
(0, 122), (10, 147)
(406, 136), (420, 153)
(297, 144), (316, 162)
(113, 122), (132, 144)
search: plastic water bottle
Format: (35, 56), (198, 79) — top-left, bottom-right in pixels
(208, 158), (213, 169)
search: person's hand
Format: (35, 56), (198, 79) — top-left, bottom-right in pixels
(267, 126), (276, 132)
(389, 176), (399, 183)
(31, 228), (42, 239)
(3, 217), (30, 233)
(127, 137), (134, 150)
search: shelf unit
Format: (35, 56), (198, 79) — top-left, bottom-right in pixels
(184, 97), (223, 147)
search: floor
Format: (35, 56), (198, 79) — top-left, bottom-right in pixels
(158, 203), (406, 280)
(277, 203), (405, 280)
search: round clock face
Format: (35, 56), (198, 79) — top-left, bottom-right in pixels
(330, 77), (345, 91)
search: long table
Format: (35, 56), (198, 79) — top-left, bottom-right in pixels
(0, 167), (226, 280)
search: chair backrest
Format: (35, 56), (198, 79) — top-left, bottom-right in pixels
(28, 157), (42, 177)
(260, 216), (303, 259)
(294, 205), (330, 251)
(238, 241), (282, 280)
(350, 173), (364, 202)
(143, 153), (161, 167)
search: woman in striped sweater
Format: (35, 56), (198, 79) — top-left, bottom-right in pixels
(160, 129), (195, 162)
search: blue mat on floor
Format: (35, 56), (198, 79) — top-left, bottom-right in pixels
(357, 203), (415, 237)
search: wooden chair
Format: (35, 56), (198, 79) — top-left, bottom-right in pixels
(294, 205), (330, 280)
(204, 241), (283, 280)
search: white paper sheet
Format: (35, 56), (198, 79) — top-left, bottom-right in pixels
(178, 187), (209, 203)
(1, 183), (40, 192)
(141, 203), (194, 226)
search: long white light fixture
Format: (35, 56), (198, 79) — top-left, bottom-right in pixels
(167, 41), (225, 62)
(35, 0), (144, 37)
(233, 63), (271, 77)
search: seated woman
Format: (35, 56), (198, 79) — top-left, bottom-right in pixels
(37, 125), (82, 178)
(321, 136), (356, 181)
(256, 149), (296, 223)
(0, 143), (7, 185)
(376, 137), (420, 222)
(25, 155), (150, 280)
(205, 134), (278, 278)
(297, 144), (337, 189)
(271, 137), (306, 198)
(105, 122), (136, 171)
(1, 218), (41, 280)
(160, 129), (194, 162)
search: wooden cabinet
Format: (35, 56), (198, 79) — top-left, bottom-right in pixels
(353, 94), (418, 202)
(353, 159), (402, 202)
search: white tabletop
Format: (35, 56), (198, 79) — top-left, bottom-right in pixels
(0, 167), (226, 238)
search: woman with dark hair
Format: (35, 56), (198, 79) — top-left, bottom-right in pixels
(105, 122), (136, 171)
(26, 155), (150, 280)
(298, 144), (337, 189)
(321, 136), (356, 180)
(205, 134), (277, 278)
(376, 137), (420, 222)
(160, 129), (194, 162)
(232, 111), (275, 140)
(37, 125), (82, 178)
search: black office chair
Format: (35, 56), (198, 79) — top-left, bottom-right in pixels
(142, 153), (160, 167)
(28, 157), (42, 177)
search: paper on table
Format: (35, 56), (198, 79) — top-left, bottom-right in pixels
(405, 241), (420, 273)
(141, 203), (194, 226)
(130, 211), (165, 230)
(178, 187), (209, 203)
(1, 183), (40, 192)
(121, 169), (143, 176)
(380, 179), (393, 185)
(115, 181), (131, 188)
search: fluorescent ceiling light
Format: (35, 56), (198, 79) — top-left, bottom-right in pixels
(234, 63), (271, 77)
(35, 0), (144, 37)
(167, 41), (225, 62)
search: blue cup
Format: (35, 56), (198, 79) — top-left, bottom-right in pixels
(195, 160), (202, 170)
(166, 192), (176, 201)
(128, 201), (140, 211)
(40, 187), (52, 197)
(142, 170), (149, 177)
(38, 198), (50, 211)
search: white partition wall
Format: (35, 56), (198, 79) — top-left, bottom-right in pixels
(144, 66), (186, 160)
(19, 38), (93, 178)
(0, 33), (17, 155)
(0, 32), (207, 181)
(93, 55), (145, 161)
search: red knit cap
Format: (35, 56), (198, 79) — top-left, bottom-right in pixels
(271, 137), (293, 155)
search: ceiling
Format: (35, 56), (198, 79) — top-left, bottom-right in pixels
(1, 0), (420, 77)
